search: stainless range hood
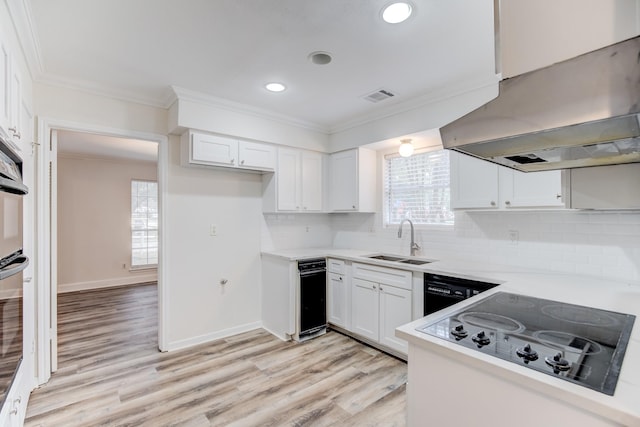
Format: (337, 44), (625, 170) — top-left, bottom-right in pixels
(440, 36), (640, 172)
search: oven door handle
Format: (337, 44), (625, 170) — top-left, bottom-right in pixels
(0, 176), (28, 195)
(0, 255), (29, 280)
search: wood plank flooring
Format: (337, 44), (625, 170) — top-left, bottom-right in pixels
(25, 283), (408, 426)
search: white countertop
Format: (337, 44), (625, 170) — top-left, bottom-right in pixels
(262, 247), (640, 424)
(396, 268), (640, 426)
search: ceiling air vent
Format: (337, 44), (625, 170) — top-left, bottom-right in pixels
(362, 88), (396, 103)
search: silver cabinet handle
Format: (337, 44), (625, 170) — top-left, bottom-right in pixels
(240, 159), (245, 165)
(230, 159), (235, 164)
(339, 276), (342, 281)
(379, 286), (383, 292)
(505, 200), (511, 206)
(490, 201), (496, 206)
(8, 127), (20, 139)
(373, 284), (377, 290)
(556, 194), (562, 199)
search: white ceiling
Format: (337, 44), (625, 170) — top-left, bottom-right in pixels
(27, 0), (497, 133)
(57, 130), (158, 162)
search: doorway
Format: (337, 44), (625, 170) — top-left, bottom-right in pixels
(36, 120), (168, 384)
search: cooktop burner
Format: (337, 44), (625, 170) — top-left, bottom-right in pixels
(416, 292), (636, 395)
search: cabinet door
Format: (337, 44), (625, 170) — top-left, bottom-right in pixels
(328, 272), (346, 328)
(191, 133), (238, 166)
(379, 284), (412, 354)
(301, 151), (323, 211)
(499, 168), (564, 208)
(0, 38), (10, 138)
(238, 141), (275, 170)
(330, 149), (358, 211)
(277, 148), (300, 211)
(351, 278), (379, 341)
(9, 65), (21, 145)
(450, 151), (499, 209)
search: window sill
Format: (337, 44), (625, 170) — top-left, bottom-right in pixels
(129, 265), (157, 272)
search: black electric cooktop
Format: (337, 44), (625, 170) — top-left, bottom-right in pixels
(416, 292), (636, 395)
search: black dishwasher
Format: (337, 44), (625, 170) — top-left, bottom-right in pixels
(297, 258), (327, 341)
(424, 273), (497, 316)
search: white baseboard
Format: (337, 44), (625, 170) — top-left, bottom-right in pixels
(58, 273), (158, 293)
(162, 321), (263, 352)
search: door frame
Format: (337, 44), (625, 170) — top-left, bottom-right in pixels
(35, 117), (169, 384)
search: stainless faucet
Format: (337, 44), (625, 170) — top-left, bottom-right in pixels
(397, 219), (420, 256)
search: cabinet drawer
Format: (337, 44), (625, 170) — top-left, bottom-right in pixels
(352, 262), (412, 290)
(327, 258), (346, 274)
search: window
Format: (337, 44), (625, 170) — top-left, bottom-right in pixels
(384, 149), (453, 226)
(131, 180), (158, 268)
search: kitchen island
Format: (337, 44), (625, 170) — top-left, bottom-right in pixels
(396, 260), (640, 426)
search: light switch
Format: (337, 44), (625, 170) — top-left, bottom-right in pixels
(210, 224), (217, 236)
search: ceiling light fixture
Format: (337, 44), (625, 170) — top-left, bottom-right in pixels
(265, 82), (286, 92)
(398, 139), (414, 157)
(382, 2), (413, 24)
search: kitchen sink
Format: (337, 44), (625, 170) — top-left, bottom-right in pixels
(398, 259), (431, 265)
(366, 254), (406, 262)
(365, 254), (434, 265)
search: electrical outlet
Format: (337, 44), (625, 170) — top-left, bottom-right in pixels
(305, 226), (310, 232)
(508, 230), (519, 245)
(122, 263), (126, 269)
(210, 224), (217, 236)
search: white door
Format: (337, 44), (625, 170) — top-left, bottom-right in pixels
(351, 277), (378, 341)
(379, 284), (411, 354)
(276, 148), (300, 211)
(450, 151), (499, 209)
(301, 151), (322, 211)
(49, 129), (58, 372)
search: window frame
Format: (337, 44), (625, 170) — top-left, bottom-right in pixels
(382, 147), (454, 229)
(131, 179), (158, 269)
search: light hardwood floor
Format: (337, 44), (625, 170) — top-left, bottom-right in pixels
(25, 283), (408, 426)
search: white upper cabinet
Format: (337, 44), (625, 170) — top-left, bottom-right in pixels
(300, 150), (323, 211)
(238, 140), (276, 170)
(329, 147), (376, 212)
(182, 130), (275, 172)
(191, 133), (238, 166)
(264, 147), (324, 212)
(450, 150), (499, 209)
(0, 31), (23, 149)
(450, 151), (565, 209)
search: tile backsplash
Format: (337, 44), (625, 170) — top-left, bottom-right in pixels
(330, 210), (640, 283)
(262, 210), (640, 283)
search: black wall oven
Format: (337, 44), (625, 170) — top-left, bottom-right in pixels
(0, 138), (29, 409)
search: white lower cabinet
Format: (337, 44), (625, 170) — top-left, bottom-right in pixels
(350, 263), (412, 355)
(351, 278), (379, 341)
(327, 258), (350, 330)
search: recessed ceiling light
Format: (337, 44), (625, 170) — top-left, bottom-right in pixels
(382, 2), (413, 24)
(265, 82), (286, 92)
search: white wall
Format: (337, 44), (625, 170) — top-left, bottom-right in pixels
(261, 213), (333, 251)
(57, 154), (158, 292)
(164, 136), (263, 349)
